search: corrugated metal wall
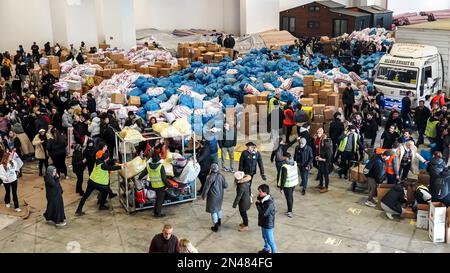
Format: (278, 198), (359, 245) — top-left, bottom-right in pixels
(396, 27), (450, 91)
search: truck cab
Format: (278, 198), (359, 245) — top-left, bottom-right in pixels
(374, 43), (444, 110)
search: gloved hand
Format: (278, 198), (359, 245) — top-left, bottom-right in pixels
(261, 174), (267, 181)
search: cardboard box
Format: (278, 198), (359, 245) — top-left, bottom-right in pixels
(284, 55), (293, 61)
(137, 66), (149, 74)
(256, 101), (268, 114)
(377, 184), (394, 210)
(303, 86), (313, 96)
(324, 108), (335, 121)
(313, 79), (324, 87)
(178, 58), (189, 68)
(93, 76), (103, 86)
(99, 43), (110, 50)
(207, 44), (220, 52)
(111, 53), (124, 62)
(303, 75), (314, 86)
(313, 104), (326, 115)
(418, 171), (430, 186)
(430, 202), (447, 224)
(308, 93), (319, 104)
(429, 220), (446, 243)
(102, 69), (112, 78)
(338, 86), (347, 93)
(214, 54), (223, 62)
(319, 98), (328, 105)
(242, 112), (258, 136)
(123, 63), (136, 70)
(49, 69), (60, 78)
(417, 204), (430, 229)
(314, 114), (325, 123)
(111, 93), (125, 104)
(149, 66), (158, 76)
(159, 68), (171, 77)
(319, 89), (331, 99)
(48, 56), (59, 67)
(244, 95), (257, 105)
(402, 207), (416, 219)
(257, 91), (271, 102)
(313, 85), (321, 93)
(111, 68), (125, 75)
(203, 52), (215, 61)
(328, 93), (340, 108)
(197, 56), (204, 63)
(300, 98), (314, 106)
(128, 96), (141, 106)
(171, 65), (180, 72)
(350, 164), (367, 183)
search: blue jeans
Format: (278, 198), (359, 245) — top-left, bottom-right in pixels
(299, 168), (309, 189)
(211, 210), (222, 225)
(261, 228), (277, 253)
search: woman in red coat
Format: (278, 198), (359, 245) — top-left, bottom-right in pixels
(283, 101), (295, 143)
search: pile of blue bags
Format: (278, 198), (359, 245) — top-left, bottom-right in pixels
(128, 46), (386, 132)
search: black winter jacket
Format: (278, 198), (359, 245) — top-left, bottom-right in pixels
(329, 119), (345, 142)
(197, 144), (212, 174)
(294, 144), (313, 170)
(366, 156), (385, 183)
(342, 88), (355, 105)
(239, 150), (265, 176)
(381, 184), (406, 214)
(71, 150), (85, 173)
(270, 140), (296, 163)
(219, 125), (237, 148)
(46, 136), (67, 157)
(363, 118), (378, 139)
(256, 195), (275, 229)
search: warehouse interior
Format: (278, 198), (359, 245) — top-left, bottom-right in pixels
(0, 0), (449, 254)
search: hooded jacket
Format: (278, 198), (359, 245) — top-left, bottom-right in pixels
(398, 144), (426, 174)
(62, 110), (73, 128)
(294, 144), (313, 170)
(201, 163), (228, 213)
(256, 194), (275, 229)
(232, 177), (251, 212)
(88, 117), (101, 137)
(279, 159), (299, 190)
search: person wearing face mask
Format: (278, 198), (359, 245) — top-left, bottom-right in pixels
(32, 129), (49, 176)
(294, 137), (313, 195)
(239, 142), (266, 189)
(337, 125), (360, 179)
(43, 166), (66, 227)
(278, 152), (299, 218)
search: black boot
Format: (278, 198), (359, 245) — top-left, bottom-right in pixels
(218, 218), (222, 226)
(211, 223), (219, 232)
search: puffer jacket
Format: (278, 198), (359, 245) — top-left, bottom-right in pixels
(88, 117), (101, 137)
(427, 157), (447, 184)
(62, 110), (73, 128)
(256, 195), (275, 229)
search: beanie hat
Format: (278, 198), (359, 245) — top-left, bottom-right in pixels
(96, 150), (104, 159)
(300, 138), (307, 146)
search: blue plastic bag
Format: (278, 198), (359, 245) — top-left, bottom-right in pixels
(129, 88), (143, 97)
(144, 100), (160, 112)
(179, 94), (194, 109)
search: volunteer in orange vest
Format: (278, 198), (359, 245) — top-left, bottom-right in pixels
(384, 147), (400, 185)
(283, 101), (295, 143)
(431, 90), (445, 109)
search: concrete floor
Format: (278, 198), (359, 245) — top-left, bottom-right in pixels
(0, 144), (449, 253)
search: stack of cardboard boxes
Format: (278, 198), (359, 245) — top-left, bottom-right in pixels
(47, 56), (60, 78)
(243, 94), (259, 136)
(177, 42), (233, 65)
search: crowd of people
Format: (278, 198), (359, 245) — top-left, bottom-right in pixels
(0, 39), (449, 253)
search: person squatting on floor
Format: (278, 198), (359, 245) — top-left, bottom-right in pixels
(202, 163), (228, 232)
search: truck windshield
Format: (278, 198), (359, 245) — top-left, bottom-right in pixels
(376, 65), (418, 86)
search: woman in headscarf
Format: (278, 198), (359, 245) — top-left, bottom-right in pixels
(201, 163), (228, 232)
(32, 129), (49, 176)
(43, 166), (66, 227)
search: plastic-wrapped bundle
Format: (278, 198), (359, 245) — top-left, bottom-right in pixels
(147, 87), (165, 97)
(139, 94), (151, 104)
(179, 94), (194, 109)
(144, 100), (160, 112)
(129, 88), (143, 97)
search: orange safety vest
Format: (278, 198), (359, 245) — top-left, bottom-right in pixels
(385, 153), (397, 175)
(375, 148), (387, 155)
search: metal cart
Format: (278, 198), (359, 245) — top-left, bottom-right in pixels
(115, 131), (197, 213)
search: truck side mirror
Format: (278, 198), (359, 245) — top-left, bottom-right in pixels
(427, 77), (433, 88)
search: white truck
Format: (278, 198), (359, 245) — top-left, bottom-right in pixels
(374, 43), (445, 110)
(374, 19), (450, 109)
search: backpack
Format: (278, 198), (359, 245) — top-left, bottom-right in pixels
(363, 155), (378, 177)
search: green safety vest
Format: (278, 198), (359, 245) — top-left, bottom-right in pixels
(147, 164), (165, 189)
(278, 162), (299, 188)
(90, 163), (109, 186)
(338, 133), (359, 153)
(268, 97), (277, 113)
(425, 118), (439, 138)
